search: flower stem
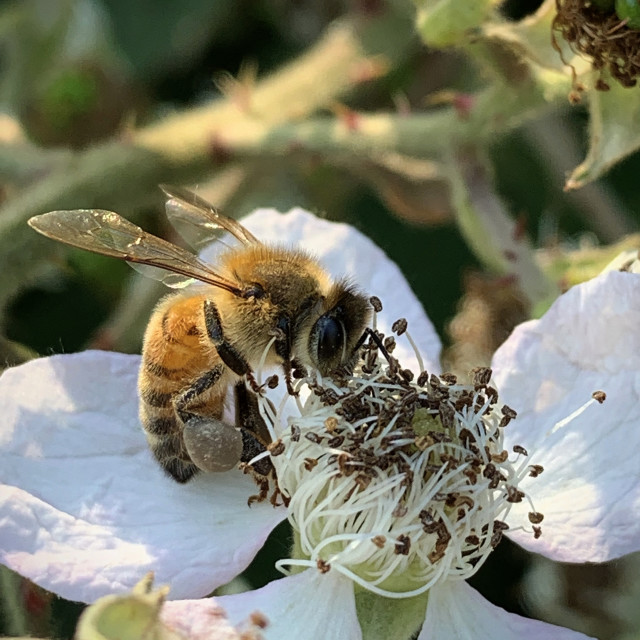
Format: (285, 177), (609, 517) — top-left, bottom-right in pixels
(355, 588), (428, 640)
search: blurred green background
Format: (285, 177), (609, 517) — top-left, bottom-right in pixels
(1, 0), (640, 638)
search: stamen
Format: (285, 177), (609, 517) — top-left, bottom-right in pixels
(547, 396), (602, 436)
(251, 315), (546, 599)
(403, 328), (424, 374)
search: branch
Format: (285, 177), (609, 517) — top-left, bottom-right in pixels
(0, 9), (416, 317)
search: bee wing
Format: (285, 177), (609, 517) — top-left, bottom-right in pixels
(28, 209), (242, 294)
(161, 185), (260, 250)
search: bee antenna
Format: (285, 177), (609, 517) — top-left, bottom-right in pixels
(361, 327), (392, 364)
(282, 359), (297, 396)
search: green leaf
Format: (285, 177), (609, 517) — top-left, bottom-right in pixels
(567, 79), (640, 189)
(414, 0), (494, 48)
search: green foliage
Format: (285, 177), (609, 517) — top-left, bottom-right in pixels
(616, 0), (640, 27)
(2, 0), (640, 638)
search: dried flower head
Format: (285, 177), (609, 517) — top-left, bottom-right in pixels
(553, 0), (640, 93)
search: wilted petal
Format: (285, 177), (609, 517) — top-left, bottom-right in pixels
(493, 271), (640, 562)
(0, 351), (286, 603)
(163, 570), (361, 640)
(201, 208), (442, 373)
(419, 580), (594, 640)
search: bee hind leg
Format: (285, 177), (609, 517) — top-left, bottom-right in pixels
(144, 420), (200, 483)
(182, 415), (243, 473)
(174, 364), (243, 473)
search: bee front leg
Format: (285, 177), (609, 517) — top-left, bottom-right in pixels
(203, 299), (262, 393)
(174, 364), (243, 473)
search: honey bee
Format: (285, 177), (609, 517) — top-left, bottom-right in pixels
(28, 186), (371, 483)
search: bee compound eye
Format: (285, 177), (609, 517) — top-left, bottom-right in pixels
(316, 315), (344, 362)
(182, 416), (243, 472)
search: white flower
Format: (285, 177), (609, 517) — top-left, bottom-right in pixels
(1, 208), (638, 639)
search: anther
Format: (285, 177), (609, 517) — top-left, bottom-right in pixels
(369, 296), (383, 312)
(528, 512), (544, 524)
(392, 318), (408, 335)
(529, 464), (544, 477)
(471, 367), (492, 387)
(395, 535), (411, 555)
(268, 439), (285, 456)
(372, 535), (386, 548)
(304, 458), (318, 471)
(317, 559), (331, 574)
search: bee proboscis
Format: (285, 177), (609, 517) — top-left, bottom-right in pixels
(28, 187), (371, 484)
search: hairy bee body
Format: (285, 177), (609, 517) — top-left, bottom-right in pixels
(139, 291), (229, 481)
(139, 245), (341, 482)
(28, 187), (371, 484)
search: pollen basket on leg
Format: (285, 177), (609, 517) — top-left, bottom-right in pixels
(260, 328), (542, 599)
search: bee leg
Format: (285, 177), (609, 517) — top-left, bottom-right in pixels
(235, 382), (274, 477)
(291, 358), (308, 380)
(357, 327), (392, 363)
(174, 365), (243, 473)
(203, 300), (264, 393)
(272, 316), (297, 396)
(234, 383), (284, 505)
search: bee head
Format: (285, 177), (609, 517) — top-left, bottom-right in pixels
(308, 282), (371, 377)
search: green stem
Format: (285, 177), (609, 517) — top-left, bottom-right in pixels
(0, 566), (30, 636)
(0, 8), (415, 317)
(0, 5), (572, 318)
(355, 588), (428, 640)
(445, 150), (559, 307)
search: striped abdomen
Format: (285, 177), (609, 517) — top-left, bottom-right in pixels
(138, 292), (227, 482)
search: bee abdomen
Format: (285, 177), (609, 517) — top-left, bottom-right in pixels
(144, 359), (191, 382)
(156, 454), (199, 483)
(144, 415), (175, 436)
(142, 412), (200, 483)
(140, 387), (174, 408)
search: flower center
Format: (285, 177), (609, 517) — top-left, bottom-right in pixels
(256, 321), (543, 599)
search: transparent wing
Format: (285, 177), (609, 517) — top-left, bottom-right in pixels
(160, 184), (260, 250)
(126, 263), (197, 289)
(28, 209), (242, 294)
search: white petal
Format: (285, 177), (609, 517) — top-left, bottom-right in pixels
(163, 570), (361, 640)
(0, 352), (286, 603)
(492, 271), (640, 561)
(201, 208), (442, 373)
(418, 580), (594, 640)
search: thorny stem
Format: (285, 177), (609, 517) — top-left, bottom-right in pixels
(445, 150), (560, 308)
(0, 9), (415, 316)
(0, 5), (575, 320)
